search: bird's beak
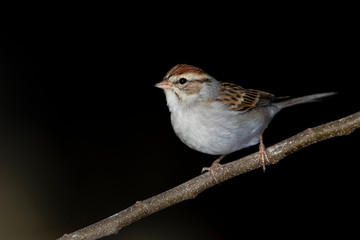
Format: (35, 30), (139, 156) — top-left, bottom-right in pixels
(155, 79), (172, 90)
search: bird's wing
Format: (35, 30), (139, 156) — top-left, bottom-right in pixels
(216, 82), (275, 112)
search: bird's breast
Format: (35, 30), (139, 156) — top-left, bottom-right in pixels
(170, 105), (272, 155)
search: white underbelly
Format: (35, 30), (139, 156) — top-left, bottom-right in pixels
(170, 106), (273, 155)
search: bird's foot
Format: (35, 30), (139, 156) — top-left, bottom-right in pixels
(201, 155), (226, 183)
(258, 134), (270, 172)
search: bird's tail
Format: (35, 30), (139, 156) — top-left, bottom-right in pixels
(275, 92), (337, 109)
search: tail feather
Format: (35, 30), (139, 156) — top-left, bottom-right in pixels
(275, 92), (337, 109)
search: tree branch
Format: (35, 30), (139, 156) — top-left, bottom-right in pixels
(58, 111), (360, 240)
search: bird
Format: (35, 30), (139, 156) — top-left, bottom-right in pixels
(155, 64), (335, 175)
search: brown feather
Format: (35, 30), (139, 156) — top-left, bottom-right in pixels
(166, 64), (207, 77)
(216, 82), (274, 112)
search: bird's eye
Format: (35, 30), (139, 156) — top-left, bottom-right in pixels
(179, 78), (187, 85)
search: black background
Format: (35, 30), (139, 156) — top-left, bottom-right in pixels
(0, 6), (359, 240)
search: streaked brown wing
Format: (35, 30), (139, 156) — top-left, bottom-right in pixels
(216, 82), (275, 112)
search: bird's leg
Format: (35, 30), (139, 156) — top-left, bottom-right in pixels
(201, 155), (226, 181)
(258, 134), (270, 172)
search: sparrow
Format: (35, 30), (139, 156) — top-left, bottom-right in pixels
(155, 64), (335, 174)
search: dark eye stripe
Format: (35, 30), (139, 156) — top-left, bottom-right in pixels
(194, 78), (210, 83)
(175, 78), (210, 84)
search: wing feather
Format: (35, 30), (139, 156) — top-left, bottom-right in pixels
(216, 82), (274, 112)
